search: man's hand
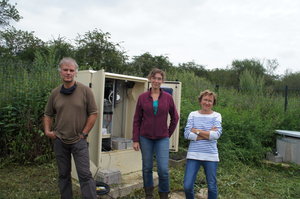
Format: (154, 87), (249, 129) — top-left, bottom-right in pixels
(79, 133), (88, 139)
(133, 142), (140, 151)
(45, 131), (57, 139)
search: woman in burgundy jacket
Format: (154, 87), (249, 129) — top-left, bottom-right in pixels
(132, 68), (179, 199)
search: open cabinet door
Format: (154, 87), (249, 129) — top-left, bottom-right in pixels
(75, 70), (92, 87)
(72, 69), (105, 179)
(161, 81), (182, 152)
(75, 69), (106, 167)
(90, 70), (105, 167)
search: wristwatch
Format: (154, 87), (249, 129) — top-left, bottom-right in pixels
(195, 130), (201, 135)
(81, 132), (88, 138)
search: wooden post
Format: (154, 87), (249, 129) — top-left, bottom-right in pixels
(215, 84), (219, 93)
(284, 85), (288, 112)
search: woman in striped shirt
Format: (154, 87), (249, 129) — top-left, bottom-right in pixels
(183, 90), (222, 199)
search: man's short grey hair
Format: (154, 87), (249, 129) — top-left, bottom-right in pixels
(58, 57), (79, 72)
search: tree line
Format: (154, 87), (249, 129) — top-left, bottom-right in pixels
(1, 0), (300, 93)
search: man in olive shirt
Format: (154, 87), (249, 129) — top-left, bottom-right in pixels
(44, 57), (98, 199)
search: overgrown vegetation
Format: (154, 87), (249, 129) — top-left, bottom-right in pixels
(3, 60), (299, 166)
(0, 61), (60, 164)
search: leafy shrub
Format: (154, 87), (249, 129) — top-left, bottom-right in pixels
(0, 60), (60, 164)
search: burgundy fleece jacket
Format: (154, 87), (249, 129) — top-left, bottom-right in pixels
(132, 89), (179, 142)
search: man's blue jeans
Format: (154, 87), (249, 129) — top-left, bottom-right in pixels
(184, 159), (218, 199)
(139, 136), (170, 193)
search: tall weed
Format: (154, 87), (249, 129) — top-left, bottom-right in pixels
(217, 89), (299, 164)
(0, 60), (60, 164)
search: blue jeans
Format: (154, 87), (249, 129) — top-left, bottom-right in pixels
(139, 136), (170, 193)
(184, 159), (218, 199)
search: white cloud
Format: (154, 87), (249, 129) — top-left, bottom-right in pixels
(9, 0), (300, 75)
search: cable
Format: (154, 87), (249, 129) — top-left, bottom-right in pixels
(95, 181), (110, 195)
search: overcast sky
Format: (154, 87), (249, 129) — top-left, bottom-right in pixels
(10, 0), (300, 75)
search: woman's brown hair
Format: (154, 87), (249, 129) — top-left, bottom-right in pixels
(147, 68), (166, 81)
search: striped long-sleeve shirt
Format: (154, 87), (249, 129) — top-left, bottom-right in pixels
(184, 111), (222, 162)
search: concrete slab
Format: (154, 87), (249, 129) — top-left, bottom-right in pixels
(98, 171), (158, 199)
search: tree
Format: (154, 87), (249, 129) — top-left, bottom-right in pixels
(47, 37), (74, 60)
(0, 0), (21, 28)
(207, 68), (236, 88)
(230, 59), (266, 88)
(75, 29), (127, 72)
(262, 59), (280, 88)
(232, 59), (266, 77)
(33, 37), (75, 69)
(239, 69), (264, 94)
(129, 52), (173, 77)
(265, 59), (279, 76)
(275, 72), (300, 92)
(178, 61), (208, 77)
(0, 27), (46, 62)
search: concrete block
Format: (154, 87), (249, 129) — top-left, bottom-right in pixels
(274, 155), (283, 163)
(125, 139), (133, 149)
(112, 140), (126, 150)
(96, 169), (121, 185)
(266, 152), (283, 163)
(111, 138), (126, 150)
(111, 138), (133, 150)
(99, 171), (158, 199)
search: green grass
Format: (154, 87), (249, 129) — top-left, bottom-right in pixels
(217, 161), (300, 199)
(0, 160), (80, 199)
(1, 160), (299, 199)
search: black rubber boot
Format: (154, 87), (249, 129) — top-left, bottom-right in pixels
(144, 187), (154, 199)
(158, 192), (169, 199)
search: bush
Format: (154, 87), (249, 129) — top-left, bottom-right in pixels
(0, 61), (60, 164)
